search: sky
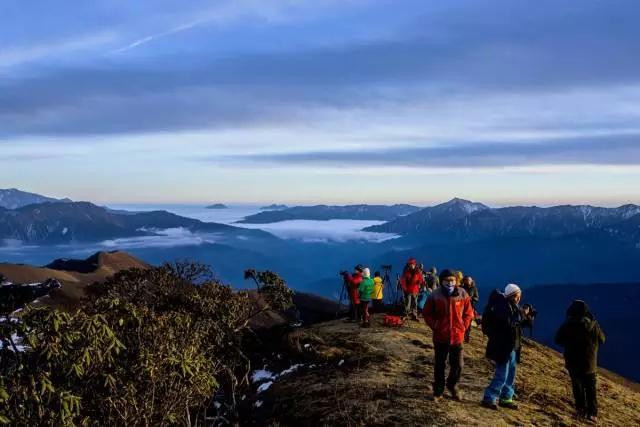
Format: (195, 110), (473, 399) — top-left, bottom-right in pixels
(2, 0), (640, 206)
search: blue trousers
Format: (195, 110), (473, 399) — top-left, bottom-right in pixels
(484, 350), (517, 402)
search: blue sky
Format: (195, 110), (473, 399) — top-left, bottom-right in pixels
(2, 0), (640, 206)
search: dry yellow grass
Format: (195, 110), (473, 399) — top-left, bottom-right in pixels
(263, 315), (640, 426)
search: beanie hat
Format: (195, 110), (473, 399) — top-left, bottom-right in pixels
(504, 283), (521, 298)
(362, 268), (371, 278)
(407, 258), (417, 265)
(354, 264), (364, 272)
(439, 269), (457, 283)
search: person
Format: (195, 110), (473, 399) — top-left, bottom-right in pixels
(400, 258), (425, 320)
(461, 276), (479, 343)
(342, 265), (363, 322)
(423, 269), (474, 401)
(555, 300), (605, 422)
(455, 270), (464, 286)
(417, 282), (431, 312)
(425, 267), (439, 290)
(371, 271), (384, 313)
(481, 284), (523, 411)
(358, 268), (375, 327)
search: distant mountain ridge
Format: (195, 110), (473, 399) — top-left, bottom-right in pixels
(260, 204), (288, 210)
(206, 203), (228, 209)
(238, 204), (421, 224)
(365, 198), (640, 244)
(0, 201), (274, 244)
(0, 188), (72, 209)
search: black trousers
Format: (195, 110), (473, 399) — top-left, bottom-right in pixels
(372, 299), (384, 313)
(570, 372), (598, 416)
(348, 301), (361, 321)
(433, 343), (463, 395)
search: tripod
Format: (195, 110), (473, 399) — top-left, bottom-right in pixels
(335, 275), (349, 318)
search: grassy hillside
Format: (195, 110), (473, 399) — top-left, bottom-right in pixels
(256, 317), (640, 425)
(0, 251), (149, 310)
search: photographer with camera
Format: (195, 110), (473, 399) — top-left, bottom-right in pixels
(481, 284), (524, 411)
(399, 258), (425, 321)
(340, 265), (364, 323)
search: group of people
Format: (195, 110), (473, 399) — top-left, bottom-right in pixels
(341, 258), (606, 423)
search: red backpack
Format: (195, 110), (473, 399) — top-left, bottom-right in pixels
(383, 315), (404, 327)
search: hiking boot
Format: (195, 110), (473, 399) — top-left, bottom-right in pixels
(481, 399), (499, 410)
(448, 387), (463, 401)
(432, 393), (443, 402)
(586, 415), (598, 424)
(499, 399), (518, 410)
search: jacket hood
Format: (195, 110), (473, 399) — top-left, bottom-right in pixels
(567, 300), (591, 319)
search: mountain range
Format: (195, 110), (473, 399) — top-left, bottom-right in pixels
(0, 201), (273, 244)
(238, 204), (421, 223)
(365, 197), (640, 245)
(0, 188), (72, 209)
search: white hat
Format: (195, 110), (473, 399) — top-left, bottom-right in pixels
(504, 283), (521, 297)
(362, 268), (371, 278)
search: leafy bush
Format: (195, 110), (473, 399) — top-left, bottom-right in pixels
(0, 262), (293, 425)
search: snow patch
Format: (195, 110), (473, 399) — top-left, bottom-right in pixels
(251, 369), (276, 383)
(279, 364), (303, 376)
(257, 382), (273, 393)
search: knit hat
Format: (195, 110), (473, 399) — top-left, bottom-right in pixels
(362, 268), (371, 278)
(439, 269), (457, 283)
(504, 283), (521, 298)
(407, 257), (417, 265)
(354, 264), (364, 272)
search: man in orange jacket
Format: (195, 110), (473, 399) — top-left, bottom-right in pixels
(423, 269), (474, 401)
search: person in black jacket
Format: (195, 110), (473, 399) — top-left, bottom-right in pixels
(555, 300), (605, 423)
(461, 276), (479, 343)
(481, 284), (523, 410)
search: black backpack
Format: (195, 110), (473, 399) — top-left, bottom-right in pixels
(481, 289), (505, 337)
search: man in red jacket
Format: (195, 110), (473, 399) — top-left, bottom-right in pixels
(423, 269), (474, 401)
(342, 265), (364, 322)
(400, 258), (425, 320)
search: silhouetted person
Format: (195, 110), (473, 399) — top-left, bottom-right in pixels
(555, 300), (605, 423)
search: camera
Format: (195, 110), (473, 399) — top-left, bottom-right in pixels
(522, 303), (538, 319)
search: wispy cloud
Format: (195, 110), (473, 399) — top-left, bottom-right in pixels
(211, 134), (640, 168)
(0, 32), (117, 69)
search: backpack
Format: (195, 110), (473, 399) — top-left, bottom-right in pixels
(481, 289), (505, 337)
(383, 315), (404, 327)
